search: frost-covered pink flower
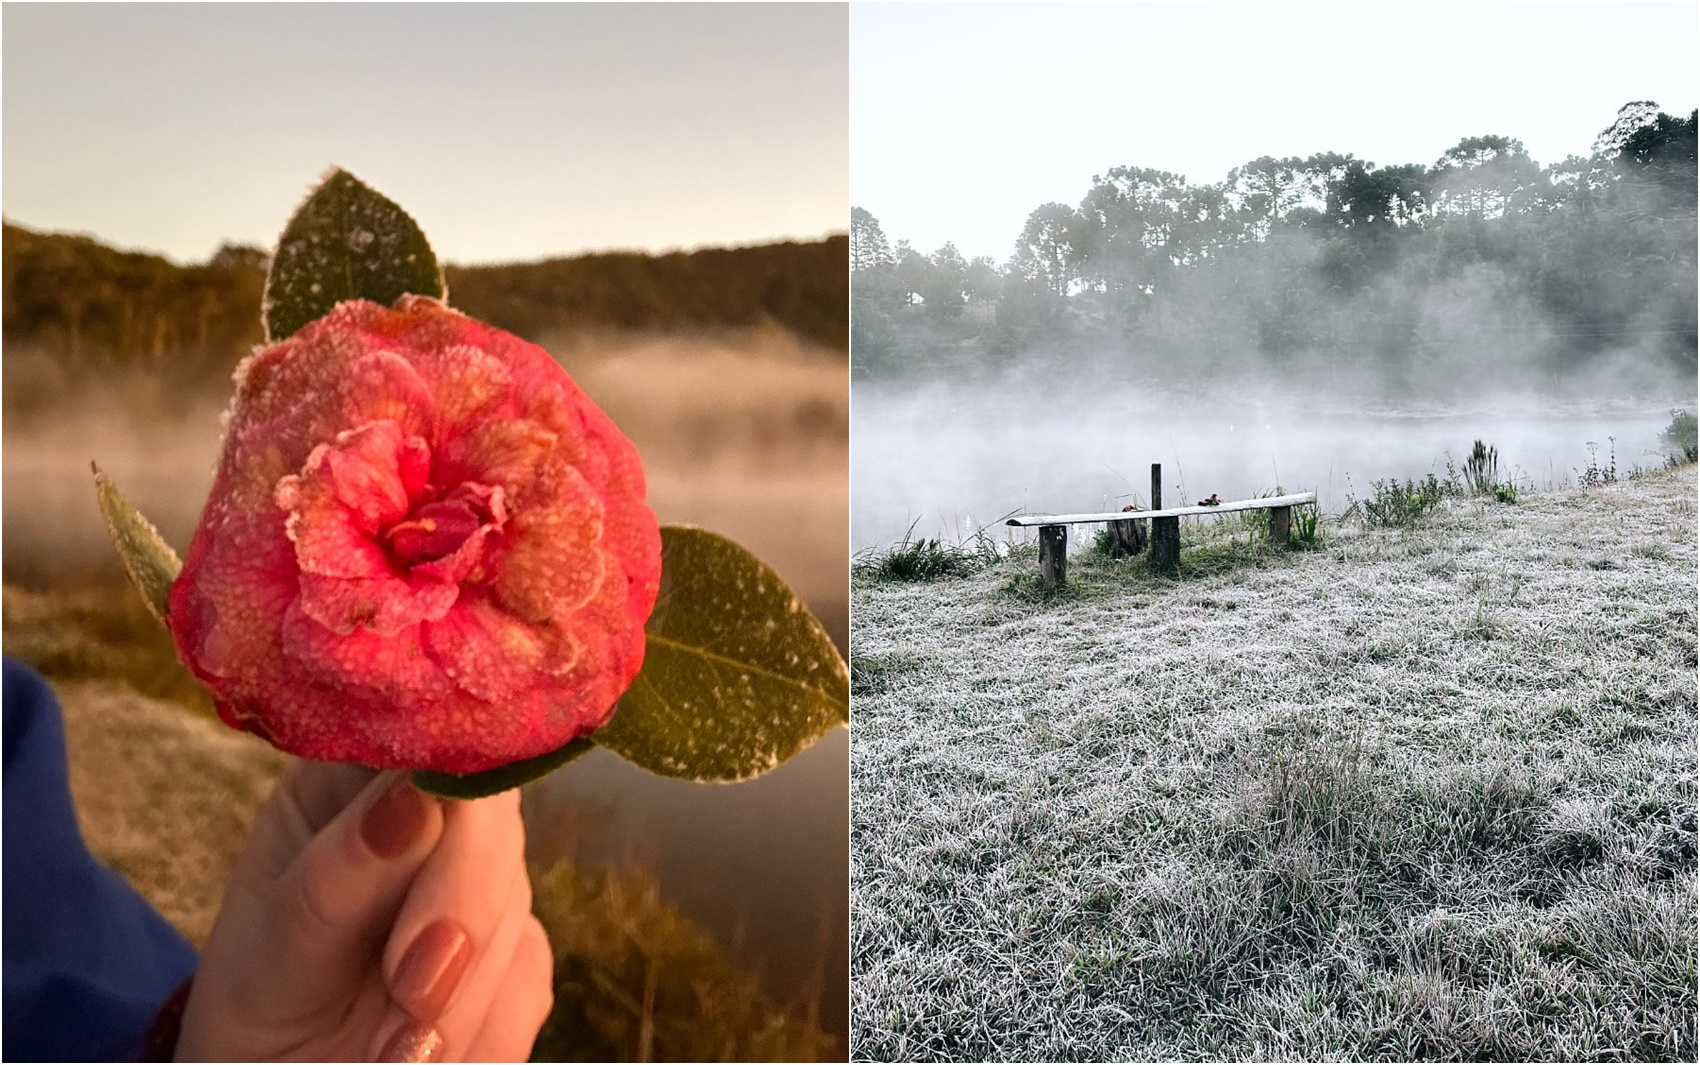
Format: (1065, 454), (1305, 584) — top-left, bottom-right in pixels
(170, 296), (662, 774)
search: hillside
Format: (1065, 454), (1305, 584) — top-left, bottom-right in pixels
(2, 221), (846, 404)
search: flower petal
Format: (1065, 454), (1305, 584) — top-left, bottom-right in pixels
(321, 422), (417, 531)
(281, 601), (452, 708)
(275, 420), (436, 579)
(423, 592), (577, 703)
(427, 343), (512, 424)
(436, 418), (557, 496)
(490, 473), (605, 624)
(296, 571), (460, 637)
(337, 349), (438, 443)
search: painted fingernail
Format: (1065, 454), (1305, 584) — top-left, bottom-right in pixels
(392, 919), (474, 1022)
(377, 1020), (444, 1062)
(361, 777), (430, 859)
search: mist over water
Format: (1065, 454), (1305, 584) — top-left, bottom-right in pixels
(852, 374), (1679, 551)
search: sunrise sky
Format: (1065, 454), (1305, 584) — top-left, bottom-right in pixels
(3, 3), (848, 264)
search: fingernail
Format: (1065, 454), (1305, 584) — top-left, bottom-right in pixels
(361, 777), (430, 859)
(392, 919), (474, 1022)
(377, 1020), (444, 1062)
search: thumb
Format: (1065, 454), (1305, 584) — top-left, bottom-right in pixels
(266, 771), (446, 1002)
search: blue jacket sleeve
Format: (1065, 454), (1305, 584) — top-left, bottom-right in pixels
(3, 657), (199, 1062)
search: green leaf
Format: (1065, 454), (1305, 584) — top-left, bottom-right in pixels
(263, 167), (445, 342)
(91, 463), (181, 627)
(411, 737), (595, 799)
(595, 526), (849, 782)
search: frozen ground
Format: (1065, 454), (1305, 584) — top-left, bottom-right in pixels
(850, 465), (1697, 1061)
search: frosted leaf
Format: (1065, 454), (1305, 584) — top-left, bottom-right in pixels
(595, 525), (848, 782)
(262, 168), (444, 342)
(92, 464), (182, 626)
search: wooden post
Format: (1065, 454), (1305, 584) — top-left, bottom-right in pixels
(1149, 461), (1179, 570)
(1152, 516), (1180, 571)
(1039, 525), (1067, 588)
(1269, 505), (1291, 549)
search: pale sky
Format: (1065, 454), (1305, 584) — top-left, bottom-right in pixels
(852, 2), (1699, 263)
(3, 2), (848, 264)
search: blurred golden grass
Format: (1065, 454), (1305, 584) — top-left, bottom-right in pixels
(532, 862), (836, 1063)
(57, 677), (287, 944)
(3, 584), (214, 715)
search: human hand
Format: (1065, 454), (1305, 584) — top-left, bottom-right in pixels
(174, 762), (553, 1061)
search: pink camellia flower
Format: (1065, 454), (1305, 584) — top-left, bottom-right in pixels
(169, 295), (662, 774)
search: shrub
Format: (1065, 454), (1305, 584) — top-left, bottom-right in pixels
(1661, 409), (1697, 465)
(1349, 472), (1458, 528)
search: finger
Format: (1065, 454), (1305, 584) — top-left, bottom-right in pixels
(368, 1011), (446, 1063)
(382, 790), (527, 1026)
(263, 771), (446, 1007)
(235, 759), (380, 885)
(461, 916), (556, 1063)
(287, 759), (383, 832)
(368, 898), (547, 1065)
(431, 865), (534, 1059)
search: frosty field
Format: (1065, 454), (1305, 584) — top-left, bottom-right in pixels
(850, 464), (1697, 1061)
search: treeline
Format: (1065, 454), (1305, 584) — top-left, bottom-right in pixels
(853, 101), (1697, 394)
(2, 225), (847, 388)
(2, 225), (268, 382)
(443, 238), (846, 352)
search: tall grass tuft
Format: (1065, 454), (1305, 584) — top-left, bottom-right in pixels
(1463, 440), (1500, 496)
(857, 521), (996, 583)
(1289, 502), (1323, 547)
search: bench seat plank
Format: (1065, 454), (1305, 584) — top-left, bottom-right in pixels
(1006, 492), (1317, 526)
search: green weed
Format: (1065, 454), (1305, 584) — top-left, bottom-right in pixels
(1578, 438), (1619, 487)
(1347, 472), (1460, 528)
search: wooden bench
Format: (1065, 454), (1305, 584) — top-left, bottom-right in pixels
(1005, 463), (1316, 586)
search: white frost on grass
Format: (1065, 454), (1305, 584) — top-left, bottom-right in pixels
(851, 466), (1697, 1062)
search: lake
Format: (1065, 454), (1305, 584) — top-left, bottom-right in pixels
(852, 376), (1682, 551)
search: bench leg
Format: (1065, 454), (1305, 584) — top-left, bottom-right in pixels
(1269, 505), (1291, 549)
(1039, 524), (1067, 588)
(1152, 516), (1180, 571)
(1110, 517), (1145, 557)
